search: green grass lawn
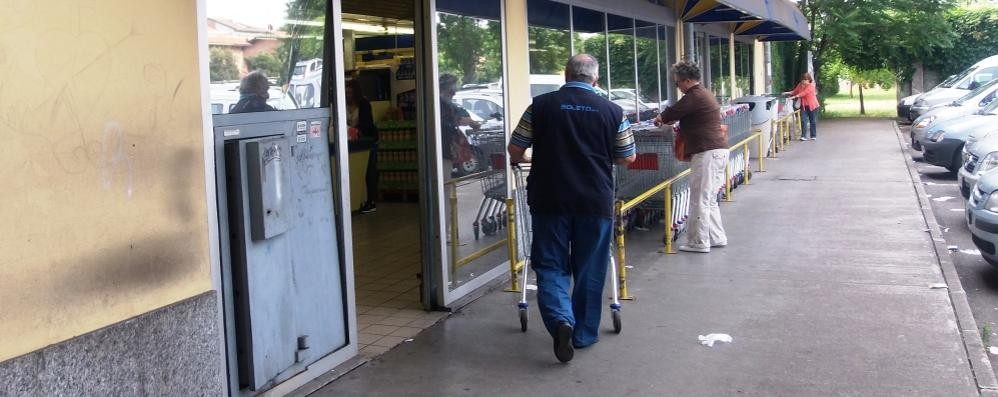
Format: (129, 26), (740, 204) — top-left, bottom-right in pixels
(823, 85), (897, 118)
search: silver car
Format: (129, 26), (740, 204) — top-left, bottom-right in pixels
(911, 78), (998, 151)
(966, 167), (998, 265)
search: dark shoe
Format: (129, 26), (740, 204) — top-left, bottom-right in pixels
(554, 322), (574, 363)
(360, 202), (377, 214)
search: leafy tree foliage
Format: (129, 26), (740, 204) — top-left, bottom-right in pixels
(924, 8), (998, 77)
(209, 47), (239, 82)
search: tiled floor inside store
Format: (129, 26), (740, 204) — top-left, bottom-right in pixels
(352, 203), (448, 357)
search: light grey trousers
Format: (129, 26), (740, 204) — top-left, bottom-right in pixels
(687, 148), (729, 248)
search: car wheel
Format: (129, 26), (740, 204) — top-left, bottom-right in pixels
(460, 148), (483, 175)
(947, 147), (964, 173)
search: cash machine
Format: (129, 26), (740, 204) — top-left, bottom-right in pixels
(212, 108), (348, 393)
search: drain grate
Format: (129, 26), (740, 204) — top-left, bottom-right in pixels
(775, 176), (817, 181)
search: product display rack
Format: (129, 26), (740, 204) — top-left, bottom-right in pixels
(377, 120), (419, 202)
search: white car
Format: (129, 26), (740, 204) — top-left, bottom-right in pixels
(910, 54), (998, 119)
(910, 78), (998, 150)
(209, 83), (298, 114)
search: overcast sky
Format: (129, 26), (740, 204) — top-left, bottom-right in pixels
(207, 0), (288, 29)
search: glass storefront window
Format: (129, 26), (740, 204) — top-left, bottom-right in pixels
(206, 0), (326, 113)
(607, 15), (639, 123)
(736, 41), (753, 95)
(527, 0), (571, 80)
(573, 7), (608, 91)
(635, 20), (660, 119)
(659, 25), (676, 104)
(435, 0), (508, 292)
(709, 36), (729, 101)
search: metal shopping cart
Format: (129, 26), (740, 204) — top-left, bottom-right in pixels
(509, 164), (623, 334)
(615, 125), (693, 238)
(472, 132), (510, 240)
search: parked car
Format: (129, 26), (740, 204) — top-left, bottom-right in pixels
(910, 78), (998, 150)
(914, 101), (998, 172)
(959, 133), (998, 198)
(909, 55), (998, 120)
(966, 167), (998, 265)
(209, 83), (298, 114)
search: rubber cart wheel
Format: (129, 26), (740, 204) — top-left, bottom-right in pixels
(612, 311), (622, 334)
(519, 308), (528, 332)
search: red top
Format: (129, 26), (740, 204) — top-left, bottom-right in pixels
(789, 82), (820, 111)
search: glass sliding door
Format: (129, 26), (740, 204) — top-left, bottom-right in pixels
(527, 0), (571, 83)
(634, 20), (661, 119)
(433, 0), (509, 304)
(659, 25), (677, 105)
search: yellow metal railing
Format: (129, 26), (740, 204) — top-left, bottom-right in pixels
(445, 169), (509, 276)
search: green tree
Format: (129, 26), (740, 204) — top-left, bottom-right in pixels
(436, 13), (503, 85)
(209, 47), (239, 82)
(790, 0), (956, 108)
(246, 53), (286, 84)
(924, 8), (998, 78)
(529, 27), (571, 74)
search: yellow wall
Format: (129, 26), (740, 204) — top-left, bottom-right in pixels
(0, 0), (211, 361)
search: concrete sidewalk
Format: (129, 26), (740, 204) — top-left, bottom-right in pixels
(313, 119), (988, 396)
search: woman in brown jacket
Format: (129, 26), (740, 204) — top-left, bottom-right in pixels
(655, 61), (729, 253)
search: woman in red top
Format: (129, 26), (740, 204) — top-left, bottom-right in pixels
(784, 73), (820, 140)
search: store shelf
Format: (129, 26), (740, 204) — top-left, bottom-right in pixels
(379, 141), (417, 150)
(378, 163), (418, 171)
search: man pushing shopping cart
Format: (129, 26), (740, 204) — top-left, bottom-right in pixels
(507, 54), (636, 363)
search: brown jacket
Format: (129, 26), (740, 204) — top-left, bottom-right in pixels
(660, 84), (727, 156)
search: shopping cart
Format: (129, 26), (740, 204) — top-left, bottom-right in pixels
(615, 125), (692, 237)
(472, 133), (510, 240)
(510, 164), (622, 334)
(474, 169), (507, 239)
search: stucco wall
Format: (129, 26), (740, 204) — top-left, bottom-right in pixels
(0, 0), (212, 362)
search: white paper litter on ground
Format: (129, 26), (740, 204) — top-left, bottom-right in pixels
(961, 249), (982, 255)
(951, 208), (965, 212)
(929, 283), (948, 289)
(943, 228), (951, 233)
(922, 228), (931, 232)
(990, 346), (998, 355)
(948, 245), (959, 251)
(625, 265), (634, 269)
(525, 284), (538, 291)
(926, 194), (933, 198)
(933, 196), (955, 202)
(698, 333), (733, 347)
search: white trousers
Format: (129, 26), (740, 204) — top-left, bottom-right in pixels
(687, 149), (729, 248)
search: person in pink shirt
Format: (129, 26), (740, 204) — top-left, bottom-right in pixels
(784, 72), (820, 140)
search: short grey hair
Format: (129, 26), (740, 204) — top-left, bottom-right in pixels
(671, 60), (701, 82)
(566, 54), (599, 84)
(240, 71), (270, 97)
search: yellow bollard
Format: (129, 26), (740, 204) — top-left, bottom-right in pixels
(664, 183), (677, 254)
(724, 162), (733, 202)
(758, 132), (767, 171)
(504, 198), (521, 292)
(615, 201), (633, 300)
(449, 183), (459, 278)
(744, 145), (751, 185)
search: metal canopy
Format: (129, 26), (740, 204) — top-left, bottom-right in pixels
(678, 0), (810, 41)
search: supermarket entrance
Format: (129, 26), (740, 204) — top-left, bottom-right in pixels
(341, 0), (444, 356)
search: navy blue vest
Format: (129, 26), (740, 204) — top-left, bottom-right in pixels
(527, 85), (623, 218)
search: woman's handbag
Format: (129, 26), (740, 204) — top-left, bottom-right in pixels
(673, 127), (688, 162)
(451, 132), (474, 164)
(792, 97), (802, 111)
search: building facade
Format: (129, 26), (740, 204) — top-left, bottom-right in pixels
(0, 0), (805, 395)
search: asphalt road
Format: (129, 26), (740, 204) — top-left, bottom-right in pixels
(902, 123), (998, 374)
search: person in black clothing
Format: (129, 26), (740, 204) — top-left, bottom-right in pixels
(346, 79), (380, 213)
(230, 71), (276, 114)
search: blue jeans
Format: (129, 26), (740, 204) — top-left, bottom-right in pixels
(800, 108), (818, 138)
(530, 212), (613, 348)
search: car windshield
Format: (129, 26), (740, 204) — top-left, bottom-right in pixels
(941, 66), (977, 88)
(955, 79), (998, 105)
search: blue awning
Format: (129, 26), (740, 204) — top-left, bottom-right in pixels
(679, 0), (810, 41)
(734, 0), (810, 41)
